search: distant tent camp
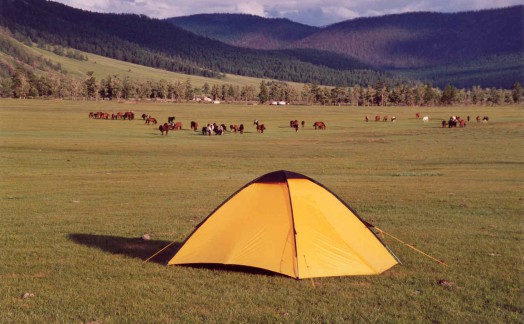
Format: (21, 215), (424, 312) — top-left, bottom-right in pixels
(168, 170), (399, 279)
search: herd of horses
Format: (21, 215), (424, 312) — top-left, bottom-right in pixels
(89, 110), (490, 136)
(363, 112), (489, 128)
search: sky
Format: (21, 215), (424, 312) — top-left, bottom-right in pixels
(52, 0), (524, 26)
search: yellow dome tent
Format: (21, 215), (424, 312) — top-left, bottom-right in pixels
(168, 170), (399, 279)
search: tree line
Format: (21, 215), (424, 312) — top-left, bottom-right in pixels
(0, 69), (521, 106)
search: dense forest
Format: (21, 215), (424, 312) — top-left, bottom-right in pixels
(1, 66), (520, 108)
(0, 0), (397, 87)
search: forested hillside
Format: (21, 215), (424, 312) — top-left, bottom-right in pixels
(0, 0), (394, 87)
(168, 6), (524, 88)
(294, 7), (523, 68)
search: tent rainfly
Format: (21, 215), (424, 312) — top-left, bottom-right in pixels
(168, 170), (399, 279)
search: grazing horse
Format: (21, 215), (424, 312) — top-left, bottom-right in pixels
(145, 117), (157, 125)
(214, 125), (225, 135)
(239, 124), (244, 134)
(459, 120), (466, 128)
(313, 121), (326, 130)
(124, 111), (134, 120)
(301, 121), (305, 128)
(168, 116), (175, 123)
(442, 120), (448, 128)
(476, 115), (481, 123)
(174, 122), (182, 130)
(422, 116), (429, 123)
(141, 113), (148, 120)
(202, 125), (212, 136)
(365, 116), (369, 122)
(290, 120), (299, 131)
(416, 113), (420, 119)
(89, 112), (94, 118)
(382, 115), (388, 122)
(482, 116), (489, 122)
(391, 116), (396, 122)
(159, 123), (172, 136)
(448, 117), (457, 128)
(375, 115), (380, 122)
(256, 124), (266, 133)
(230, 125), (239, 133)
(191, 121), (198, 131)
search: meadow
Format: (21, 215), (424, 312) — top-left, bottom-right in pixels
(0, 99), (522, 323)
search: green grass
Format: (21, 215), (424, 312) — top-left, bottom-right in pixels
(1, 99), (522, 322)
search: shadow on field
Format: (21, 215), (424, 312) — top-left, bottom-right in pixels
(67, 233), (182, 264)
(68, 233), (279, 277)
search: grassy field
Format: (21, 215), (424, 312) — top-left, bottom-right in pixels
(1, 99), (522, 322)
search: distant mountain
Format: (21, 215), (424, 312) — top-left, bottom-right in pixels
(293, 7), (524, 68)
(167, 7), (524, 87)
(0, 0), (392, 86)
(168, 14), (319, 50)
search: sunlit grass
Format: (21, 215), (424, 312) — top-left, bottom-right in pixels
(0, 99), (522, 322)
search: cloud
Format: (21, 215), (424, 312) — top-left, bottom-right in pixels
(236, 2), (267, 16)
(52, 0), (524, 26)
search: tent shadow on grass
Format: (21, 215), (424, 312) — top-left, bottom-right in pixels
(68, 233), (182, 264)
(68, 233), (279, 277)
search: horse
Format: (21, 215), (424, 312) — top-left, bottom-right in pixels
(391, 116), (396, 122)
(191, 121), (198, 131)
(168, 116), (175, 123)
(416, 113), (420, 119)
(313, 121), (326, 130)
(253, 120), (259, 127)
(202, 125), (212, 136)
(422, 116), (429, 123)
(159, 123), (172, 136)
(301, 121), (305, 128)
(256, 124), (266, 133)
(89, 112), (94, 118)
(482, 116), (489, 122)
(442, 120), (448, 128)
(238, 124), (244, 134)
(383, 115), (388, 122)
(375, 115), (380, 122)
(174, 122), (182, 130)
(365, 116), (369, 122)
(141, 113), (148, 120)
(124, 111), (134, 120)
(145, 117), (157, 125)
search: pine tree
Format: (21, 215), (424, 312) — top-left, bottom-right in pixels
(258, 81), (268, 103)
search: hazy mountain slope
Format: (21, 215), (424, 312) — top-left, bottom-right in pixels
(293, 6), (524, 68)
(167, 14), (319, 50)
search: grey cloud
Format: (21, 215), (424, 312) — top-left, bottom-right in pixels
(53, 0), (524, 26)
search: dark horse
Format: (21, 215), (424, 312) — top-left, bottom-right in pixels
(159, 123), (174, 136)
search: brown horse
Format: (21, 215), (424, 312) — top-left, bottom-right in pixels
(174, 122), (182, 130)
(257, 124), (266, 133)
(159, 123), (171, 136)
(313, 121), (326, 130)
(239, 124), (244, 134)
(145, 117), (157, 125)
(191, 121), (199, 131)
